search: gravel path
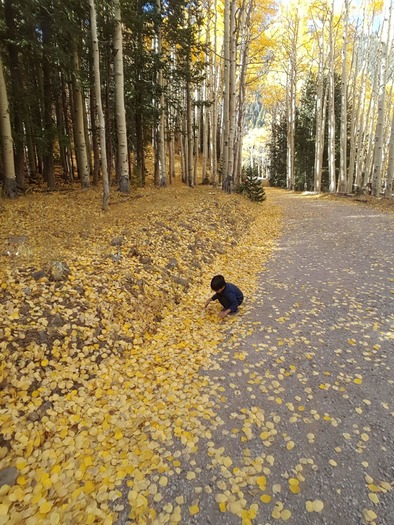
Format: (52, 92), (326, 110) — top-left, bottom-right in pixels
(205, 194), (394, 524)
(119, 193), (394, 525)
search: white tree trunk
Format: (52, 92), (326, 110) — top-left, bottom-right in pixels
(385, 110), (394, 198)
(114, 0), (130, 192)
(193, 87), (201, 185)
(314, 20), (326, 193)
(338, 0), (349, 193)
(352, 5), (373, 191)
(89, 0), (110, 210)
(72, 48), (90, 188)
(227, 0), (237, 191)
(286, 62), (296, 191)
(202, 75), (209, 183)
(209, 5), (219, 186)
(328, 2), (336, 193)
(222, 0), (231, 192)
(155, 0), (166, 187)
(186, 81), (194, 187)
(234, 0), (253, 188)
(372, 1), (391, 196)
(0, 53), (16, 197)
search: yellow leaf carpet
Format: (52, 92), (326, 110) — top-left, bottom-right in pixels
(0, 185), (282, 524)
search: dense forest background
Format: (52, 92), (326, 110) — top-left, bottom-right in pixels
(0, 0), (393, 206)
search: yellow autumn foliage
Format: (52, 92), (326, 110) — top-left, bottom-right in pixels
(0, 183), (282, 523)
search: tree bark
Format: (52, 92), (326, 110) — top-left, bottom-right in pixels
(328, 1), (336, 193)
(41, 8), (56, 191)
(72, 47), (90, 188)
(155, 0), (167, 187)
(338, 0), (349, 193)
(385, 111), (394, 198)
(0, 54), (17, 197)
(4, 0), (25, 190)
(114, 0), (130, 193)
(372, 2), (391, 197)
(90, 0), (110, 209)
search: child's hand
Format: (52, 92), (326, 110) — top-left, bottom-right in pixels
(218, 309), (231, 319)
(204, 299), (211, 308)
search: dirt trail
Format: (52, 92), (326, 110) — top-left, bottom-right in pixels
(133, 192), (394, 525)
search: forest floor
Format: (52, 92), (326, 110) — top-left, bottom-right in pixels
(0, 184), (393, 525)
(0, 182), (281, 525)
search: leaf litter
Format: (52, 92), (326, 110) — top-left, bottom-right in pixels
(0, 185), (281, 524)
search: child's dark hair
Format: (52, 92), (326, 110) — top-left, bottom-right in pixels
(211, 275), (226, 291)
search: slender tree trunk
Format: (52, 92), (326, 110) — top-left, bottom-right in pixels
(202, 77), (209, 183)
(114, 0), (130, 192)
(234, 0), (253, 188)
(352, 23), (369, 191)
(328, 2), (336, 193)
(227, 0), (237, 190)
(210, 5), (219, 186)
(0, 54), (17, 197)
(314, 26), (325, 193)
(72, 47), (90, 188)
(286, 63), (296, 191)
(356, 5), (378, 189)
(4, 0), (25, 190)
(372, 3), (391, 197)
(41, 8), (56, 191)
(55, 75), (69, 182)
(155, 0), (166, 187)
(185, 16), (194, 190)
(90, 0), (110, 209)
(193, 88), (201, 185)
(186, 81), (194, 187)
(25, 121), (37, 182)
(347, 37), (359, 193)
(385, 110), (394, 198)
(338, 0), (349, 193)
(222, 0), (231, 192)
(62, 77), (75, 181)
(180, 116), (187, 183)
(90, 84), (100, 186)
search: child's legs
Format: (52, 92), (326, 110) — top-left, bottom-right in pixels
(218, 297), (231, 310)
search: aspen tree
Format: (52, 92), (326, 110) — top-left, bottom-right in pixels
(310, 4), (328, 193)
(222, 0), (231, 192)
(209, 4), (219, 186)
(114, 0), (130, 193)
(362, 32), (381, 188)
(202, 5), (212, 184)
(227, 0), (237, 189)
(40, 6), (56, 191)
(386, 111), (394, 198)
(352, 1), (374, 191)
(328, 0), (336, 193)
(89, 0), (110, 210)
(286, 13), (299, 192)
(154, 0), (167, 187)
(4, 0), (25, 190)
(372, 0), (392, 197)
(72, 48), (90, 188)
(338, 0), (349, 193)
(193, 88), (201, 185)
(234, 0), (254, 188)
(0, 54), (17, 198)
(347, 33), (360, 193)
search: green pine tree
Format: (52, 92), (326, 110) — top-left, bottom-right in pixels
(239, 165), (266, 202)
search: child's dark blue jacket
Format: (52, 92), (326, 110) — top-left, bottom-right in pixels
(211, 283), (244, 312)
